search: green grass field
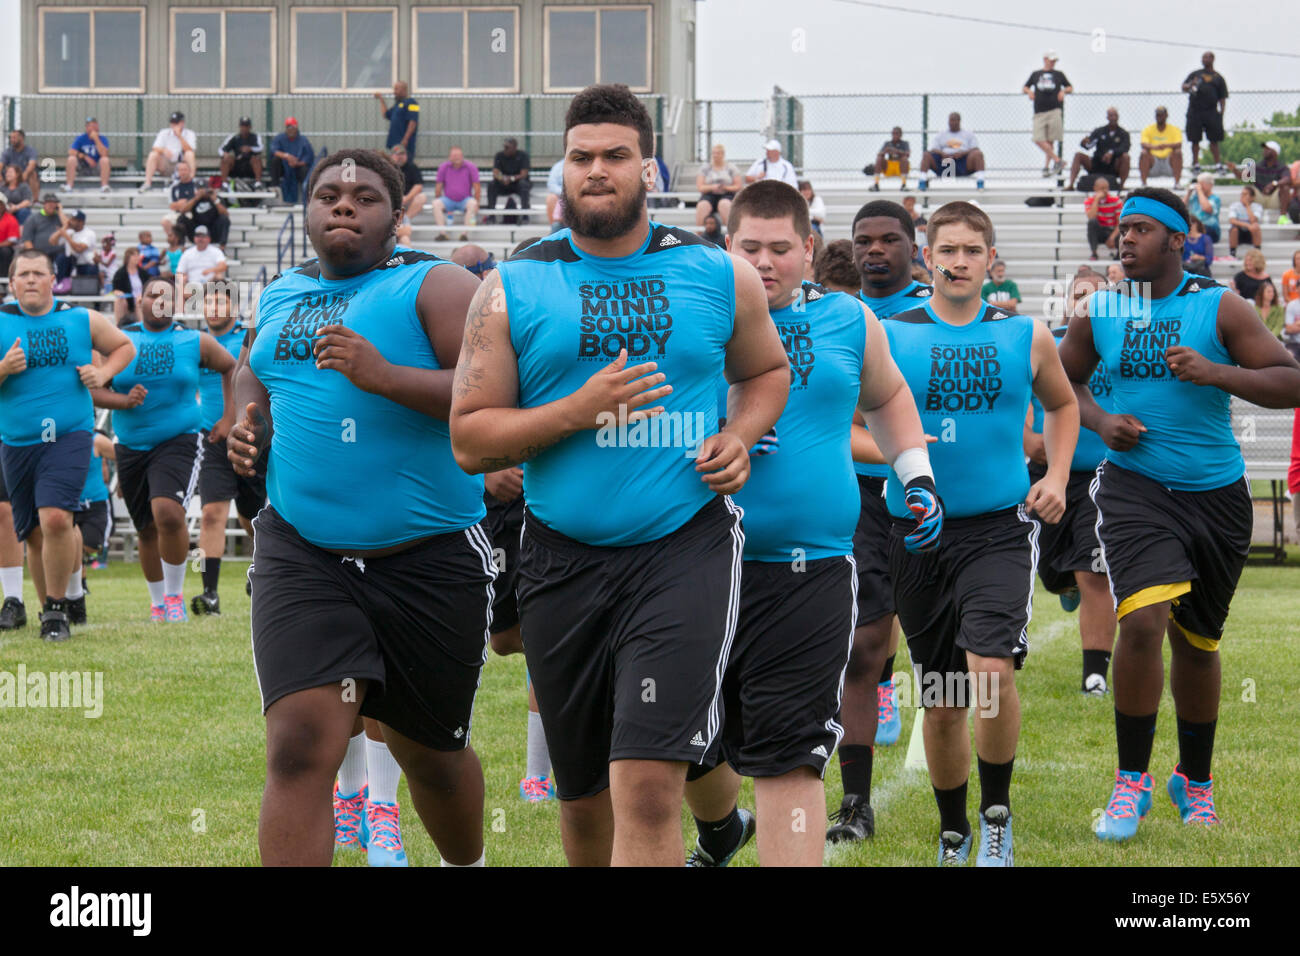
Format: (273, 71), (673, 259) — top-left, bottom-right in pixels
(2, 554), (1298, 867)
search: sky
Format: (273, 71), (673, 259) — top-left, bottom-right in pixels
(0, 0), (1292, 99)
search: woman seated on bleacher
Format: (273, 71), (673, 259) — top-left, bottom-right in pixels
(111, 247), (144, 326)
(1, 164), (33, 225)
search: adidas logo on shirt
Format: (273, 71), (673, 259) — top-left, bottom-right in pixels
(689, 731), (706, 747)
(385, 255), (407, 268)
(811, 744), (829, 759)
(658, 233), (681, 248)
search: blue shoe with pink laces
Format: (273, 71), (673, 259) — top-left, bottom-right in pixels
(519, 775), (556, 802)
(876, 678), (901, 746)
(366, 799), (408, 867)
(1168, 767), (1219, 827)
(1095, 769), (1153, 842)
(333, 782), (368, 850)
(163, 594), (187, 622)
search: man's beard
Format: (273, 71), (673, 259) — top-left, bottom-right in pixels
(562, 181), (646, 240)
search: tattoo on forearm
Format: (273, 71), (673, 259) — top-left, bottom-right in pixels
(478, 439), (559, 472)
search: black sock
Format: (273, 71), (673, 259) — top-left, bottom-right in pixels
(1083, 649), (1112, 686)
(977, 756), (1015, 813)
(879, 654), (896, 685)
(1115, 709), (1158, 774)
(932, 782), (969, 836)
(1175, 717), (1217, 782)
(838, 744), (873, 800)
(202, 557), (221, 593)
(694, 806), (744, 860)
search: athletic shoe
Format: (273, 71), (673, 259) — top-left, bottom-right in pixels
(1095, 769), (1153, 842)
(136, 183), (151, 194)
(937, 830), (972, 866)
(1059, 586), (1081, 612)
(163, 594), (188, 623)
(333, 782), (368, 850)
(1168, 768), (1219, 826)
(687, 808), (756, 867)
(0, 596), (27, 630)
(1053, 159), (1065, 174)
(519, 775), (556, 802)
(67, 595), (87, 625)
(868, 182), (881, 192)
(365, 799), (408, 867)
(100, 184), (112, 193)
(1040, 167), (1052, 178)
(1279, 215), (1294, 226)
(150, 604), (165, 623)
(40, 607), (71, 642)
(1190, 163), (1201, 174)
(876, 678), (901, 746)
(190, 590), (221, 616)
(976, 805), (1013, 866)
(1083, 673), (1108, 696)
(826, 794), (875, 843)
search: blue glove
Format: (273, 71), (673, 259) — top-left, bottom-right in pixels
(903, 476), (944, 553)
(750, 426), (779, 457)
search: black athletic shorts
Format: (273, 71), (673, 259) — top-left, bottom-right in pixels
(198, 430), (267, 521)
(1186, 109), (1225, 144)
(712, 556), (856, 779)
(249, 505), (497, 750)
(482, 491), (524, 635)
(1090, 460), (1251, 650)
(0, 443), (7, 503)
(1028, 463), (1105, 594)
(515, 496), (743, 801)
(889, 505), (1040, 687)
(852, 475), (894, 624)
(0, 430), (93, 541)
(73, 498), (112, 554)
(115, 432), (203, 531)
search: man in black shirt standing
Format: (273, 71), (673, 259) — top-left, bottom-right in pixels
(1024, 51), (1072, 177)
(219, 117), (264, 184)
(1182, 51), (1228, 171)
(1067, 107), (1131, 191)
(487, 137), (530, 224)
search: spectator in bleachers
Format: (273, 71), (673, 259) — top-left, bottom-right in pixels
(1232, 248), (1270, 300)
(1284, 280), (1300, 363)
(1024, 50), (1072, 177)
(1281, 251), (1300, 303)
(51, 208), (96, 283)
(1067, 107), (1130, 191)
(902, 195), (928, 264)
(798, 180), (826, 237)
(269, 118), (315, 205)
(981, 260), (1021, 312)
(806, 231), (824, 282)
(1183, 219), (1214, 276)
(450, 244), (497, 279)
(136, 230), (161, 279)
(1186, 172), (1222, 242)
(219, 117), (264, 185)
(20, 192), (64, 259)
(110, 246), (143, 325)
(1228, 141), (1293, 226)
(1, 165), (33, 225)
(432, 146), (481, 233)
(1254, 280), (1285, 340)
(138, 112), (197, 193)
(814, 238), (861, 294)
(377, 80), (420, 158)
(389, 144), (428, 235)
(647, 153), (673, 209)
(1227, 185), (1263, 256)
(1139, 107), (1183, 187)
(487, 138), (531, 224)
(1106, 261), (1124, 286)
(0, 198), (18, 275)
(868, 127), (911, 192)
(919, 113), (985, 188)
(175, 226), (227, 298)
(165, 162), (231, 248)
(95, 233), (116, 293)
(161, 229), (184, 278)
(65, 118), (111, 193)
(1, 131), (39, 199)
(698, 212), (726, 248)
(546, 158), (565, 232)
(1084, 176), (1122, 259)
(695, 144), (742, 226)
(1182, 52), (1228, 171)
(745, 140), (798, 186)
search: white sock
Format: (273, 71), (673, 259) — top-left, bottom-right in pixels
(161, 559), (186, 597)
(66, 575), (84, 600)
(366, 736), (402, 805)
(146, 578), (165, 607)
(0, 566), (22, 600)
(337, 732), (367, 796)
(440, 851), (485, 867)
(526, 710), (551, 779)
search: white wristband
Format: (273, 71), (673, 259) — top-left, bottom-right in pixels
(892, 446), (934, 486)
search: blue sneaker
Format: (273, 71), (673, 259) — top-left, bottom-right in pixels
(876, 679), (902, 746)
(366, 799), (408, 867)
(1095, 769), (1153, 842)
(1059, 586), (1081, 613)
(937, 830), (971, 866)
(519, 775), (556, 802)
(976, 805), (1013, 866)
(333, 782), (368, 850)
(687, 808), (756, 867)
(1168, 768), (1219, 827)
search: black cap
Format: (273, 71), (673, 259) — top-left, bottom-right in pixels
(169, 111), (185, 123)
(85, 116), (97, 124)
(69, 209), (86, 221)
(239, 116), (252, 126)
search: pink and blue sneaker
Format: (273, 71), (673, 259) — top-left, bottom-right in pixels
(876, 678), (901, 746)
(1095, 769), (1153, 842)
(366, 799), (408, 867)
(163, 594), (187, 623)
(520, 775), (557, 802)
(333, 782), (368, 850)
(1168, 768), (1219, 827)
(150, 604), (165, 623)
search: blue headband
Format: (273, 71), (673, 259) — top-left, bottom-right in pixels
(1120, 196), (1188, 233)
